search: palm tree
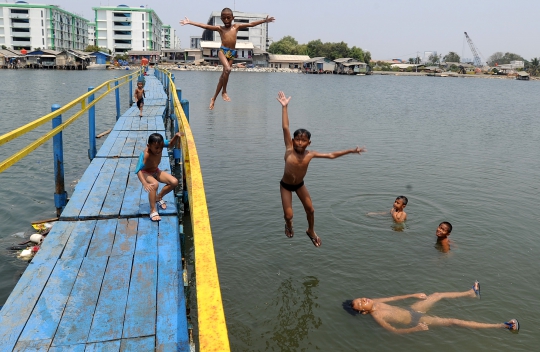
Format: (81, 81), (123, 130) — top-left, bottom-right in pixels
(528, 58), (539, 76)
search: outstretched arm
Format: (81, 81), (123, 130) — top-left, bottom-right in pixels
(373, 293), (427, 303)
(180, 17), (219, 30)
(237, 15), (275, 29)
(167, 132), (184, 149)
(277, 91), (292, 149)
(312, 146), (367, 159)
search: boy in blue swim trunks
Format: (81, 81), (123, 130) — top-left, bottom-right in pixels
(181, 8), (275, 109)
(135, 132), (182, 221)
(345, 281), (519, 334)
(277, 91), (366, 247)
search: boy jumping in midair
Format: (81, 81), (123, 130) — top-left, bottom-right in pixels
(277, 91), (366, 247)
(180, 8), (275, 109)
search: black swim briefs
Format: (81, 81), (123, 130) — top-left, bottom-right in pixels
(280, 180), (305, 192)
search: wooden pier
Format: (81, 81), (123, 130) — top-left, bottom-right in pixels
(0, 72), (190, 351)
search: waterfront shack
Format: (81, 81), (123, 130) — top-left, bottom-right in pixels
(128, 50), (161, 65)
(268, 54), (310, 69)
(24, 49), (60, 69)
(0, 49), (23, 69)
(91, 51), (112, 65)
(303, 57), (336, 74)
(334, 58), (354, 74)
(334, 58), (370, 74)
(516, 71), (530, 80)
(56, 50), (93, 70)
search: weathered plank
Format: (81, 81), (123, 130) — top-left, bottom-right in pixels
(85, 340), (121, 351)
(62, 220), (97, 259)
(100, 158), (131, 218)
(120, 336), (155, 351)
(110, 218), (137, 256)
(86, 219), (117, 257)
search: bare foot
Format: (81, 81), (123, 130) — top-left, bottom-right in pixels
(209, 98), (215, 110)
(285, 223), (294, 238)
(222, 92), (231, 102)
(306, 231), (321, 247)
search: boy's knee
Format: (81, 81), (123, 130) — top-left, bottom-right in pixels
(171, 178), (179, 187)
(284, 211), (293, 222)
(305, 207), (315, 216)
(223, 67), (232, 75)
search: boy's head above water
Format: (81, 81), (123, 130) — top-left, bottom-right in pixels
(436, 222), (452, 239)
(393, 196), (408, 210)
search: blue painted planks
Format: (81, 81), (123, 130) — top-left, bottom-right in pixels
(110, 218), (137, 256)
(100, 158), (131, 218)
(51, 256), (108, 346)
(48, 344), (85, 352)
(13, 340), (51, 351)
(86, 254), (133, 343)
(84, 340), (121, 351)
(18, 257), (83, 344)
(156, 216), (190, 351)
(62, 220), (97, 259)
(86, 219), (117, 258)
(120, 336), (155, 351)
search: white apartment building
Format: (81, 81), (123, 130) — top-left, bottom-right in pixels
(0, 1), (88, 51)
(190, 36), (201, 49)
(202, 11), (271, 50)
(92, 5), (163, 55)
(88, 22), (95, 46)
(162, 25), (180, 49)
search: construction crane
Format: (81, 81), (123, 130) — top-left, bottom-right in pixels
(464, 32), (485, 67)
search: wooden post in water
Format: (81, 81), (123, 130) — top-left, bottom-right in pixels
(114, 78), (120, 121)
(88, 87), (96, 160)
(51, 104), (67, 217)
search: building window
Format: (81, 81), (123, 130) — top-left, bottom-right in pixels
(142, 23), (144, 30)
(113, 12), (131, 18)
(142, 14), (144, 21)
(12, 28), (30, 32)
(43, 38), (45, 45)
(10, 9), (29, 14)
(114, 30), (131, 35)
(41, 19), (44, 26)
(42, 29), (44, 35)
(12, 18), (30, 23)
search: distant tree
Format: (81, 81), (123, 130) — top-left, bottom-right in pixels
(443, 51), (460, 63)
(363, 51), (371, 64)
(349, 46), (364, 62)
(1, 45), (6, 49)
(84, 45), (110, 53)
(527, 57), (540, 76)
(487, 51), (524, 66)
(306, 39), (323, 57)
(268, 35), (299, 54)
(428, 53), (441, 65)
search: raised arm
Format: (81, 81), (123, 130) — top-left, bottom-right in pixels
(312, 146), (366, 159)
(167, 132), (184, 149)
(276, 91), (292, 149)
(237, 15), (275, 29)
(180, 16), (220, 31)
(373, 293), (426, 303)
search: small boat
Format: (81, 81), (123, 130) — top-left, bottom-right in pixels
(87, 63), (107, 70)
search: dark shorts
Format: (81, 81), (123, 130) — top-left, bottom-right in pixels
(407, 308), (424, 327)
(137, 98), (144, 109)
(280, 180), (304, 192)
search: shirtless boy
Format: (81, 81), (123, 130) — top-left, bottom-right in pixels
(134, 81), (145, 117)
(367, 196), (407, 223)
(435, 221), (452, 253)
(277, 91), (366, 247)
(344, 281), (519, 334)
(181, 8), (274, 109)
(135, 132), (182, 221)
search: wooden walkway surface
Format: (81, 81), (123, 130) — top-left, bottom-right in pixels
(0, 72), (190, 351)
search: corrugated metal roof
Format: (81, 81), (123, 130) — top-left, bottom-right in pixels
(334, 58), (353, 63)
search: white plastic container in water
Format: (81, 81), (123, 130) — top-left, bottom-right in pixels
(30, 234), (44, 244)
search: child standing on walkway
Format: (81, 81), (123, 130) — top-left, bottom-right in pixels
(277, 91), (366, 247)
(180, 8), (274, 109)
(135, 132), (182, 221)
(134, 81), (145, 117)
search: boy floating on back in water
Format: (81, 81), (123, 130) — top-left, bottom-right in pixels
(180, 8), (274, 109)
(135, 132), (182, 221)
(277, 91), (366, 247)
(134, 81), (145, 117)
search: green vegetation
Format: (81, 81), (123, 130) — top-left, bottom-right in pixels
(443, 51), (460, 63)
(84, 45), (111, 54)
(268, 36), (371, 63)
(487, 52), (524, 66)
(527, 57), (540, 76)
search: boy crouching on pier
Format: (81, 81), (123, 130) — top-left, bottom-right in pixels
(135, 132), (183, 221)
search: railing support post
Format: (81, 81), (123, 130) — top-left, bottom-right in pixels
(129, 75), (133, 106)
(176, 88), (182, 106)
(181, 99), (190, 123)
(170, 74), (176, 118)
(88, 87), (96, 160)
(52, 104), (67, 217)
(115, 78), (120, 120)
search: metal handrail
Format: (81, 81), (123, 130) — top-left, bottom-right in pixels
(158, 67), (230, 351)
(0, 70), (141, 173)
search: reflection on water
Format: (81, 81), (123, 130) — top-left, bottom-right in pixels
(261, 276), (321, 351)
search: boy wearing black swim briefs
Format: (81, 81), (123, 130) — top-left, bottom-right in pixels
(277, 91), (366, 247)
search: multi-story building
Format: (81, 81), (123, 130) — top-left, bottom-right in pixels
(202, 11), (271, 50)
(190, 36), (201, 49)
(92, 4), (163, 55)
(0, 1), (89, 51)
(88, 22), (96, 47)
(162, 25), (180, 49)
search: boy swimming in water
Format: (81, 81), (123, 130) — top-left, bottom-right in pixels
(180, 8), (275, 109)
(344, 281), (519, 334)
(135, 132), (182, 221)
(367, 196), (408, 223)
(435, 221), (452, 253)
(277, 91), (366, 247)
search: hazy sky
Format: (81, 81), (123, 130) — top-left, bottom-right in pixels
(39, 0), (539, 61)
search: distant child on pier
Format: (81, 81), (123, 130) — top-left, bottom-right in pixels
(134, 81), (145, 117)
(135, 132), (183, 221)
(367, 196), (408, 223)
(277, 91), (366, 247)
(180, 8), (274, 109)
